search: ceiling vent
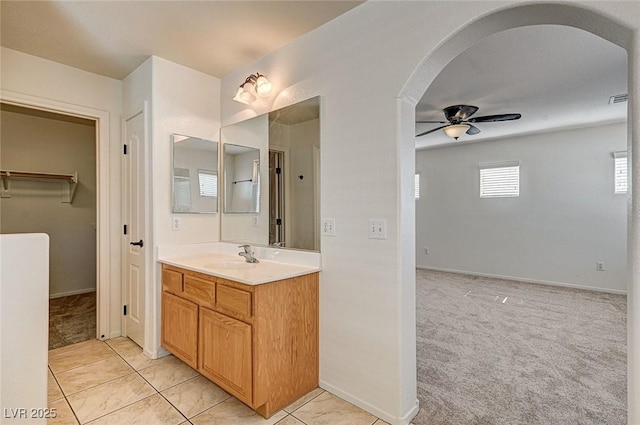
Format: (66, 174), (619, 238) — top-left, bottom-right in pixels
(609, 94), (628, 105)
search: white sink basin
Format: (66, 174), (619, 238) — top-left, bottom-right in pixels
(203, 260), (256, 270)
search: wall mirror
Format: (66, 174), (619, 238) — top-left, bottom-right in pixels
(220, 96), (320, 251)
(172, 134), (218, 213)
(223, 144), (260, 213)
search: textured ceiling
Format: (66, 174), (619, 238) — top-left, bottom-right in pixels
(0, 0), (363, 80)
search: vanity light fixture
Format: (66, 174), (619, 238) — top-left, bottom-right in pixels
(443, 124), (470, 140)
(232, 73), (273, 104)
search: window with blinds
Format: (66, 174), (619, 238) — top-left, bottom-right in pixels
(415, 173), (420, 199)
(614, 152), (627, 194)
(198, 170), (217, 197)
(479, 162), (520, 198)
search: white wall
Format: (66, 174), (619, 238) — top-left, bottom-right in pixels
(0, 233), (49, 424)
(219, 2), (640, 423)
(124, 56), (221, 356)
(416, 123), (627, 292)
(151, 56), (221, 246)
(1, 107), (97, 297)
(0, 47), (122, 338)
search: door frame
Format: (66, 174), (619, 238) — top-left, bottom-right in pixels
(269, 145), (290, 247)
(0, 89), (111, 340)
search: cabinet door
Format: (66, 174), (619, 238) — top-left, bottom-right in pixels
(199, 308), (252, 405)
(162, 292), (198, 368)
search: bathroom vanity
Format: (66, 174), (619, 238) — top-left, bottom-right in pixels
(158, 249), (319, 418)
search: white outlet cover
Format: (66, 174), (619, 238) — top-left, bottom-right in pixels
(172, 216), (181, 231)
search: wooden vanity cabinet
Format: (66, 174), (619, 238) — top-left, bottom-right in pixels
(160, 264), (319, 419)
(161, 292), (198, 369)
(199, 308), (252, 405)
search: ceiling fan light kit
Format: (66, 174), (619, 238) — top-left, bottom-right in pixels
(443, 124), (470, 140)
(232, 73), (273, 104)
(416, 104), (521, 140)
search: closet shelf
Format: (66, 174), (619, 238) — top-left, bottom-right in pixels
(0, 170), (79, 203)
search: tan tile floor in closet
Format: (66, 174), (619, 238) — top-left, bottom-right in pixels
(48, 338), (390, 425)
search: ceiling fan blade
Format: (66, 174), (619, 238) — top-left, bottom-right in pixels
(468, 113), (521, 123)
(416, 125), (448, 137)
(444, 105), (479, 121)
(466, 124), (481, 135)
(416, 120), (447, 124)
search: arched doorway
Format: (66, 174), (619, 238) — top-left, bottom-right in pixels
(398, 3), (637, 423)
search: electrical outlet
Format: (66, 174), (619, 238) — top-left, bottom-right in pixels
(369, 219), (387, 240)
(172, 216), (181, 231)
(596, 261), (605, 271)
(424, 247), (430, 255)
(321, 219), (335, 236)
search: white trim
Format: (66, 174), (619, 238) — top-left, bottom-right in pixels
(0, 89), (111, 341)
(49, 288), (96, 299)
(319, 381), (419, 425)
(417, 266), (627, 295)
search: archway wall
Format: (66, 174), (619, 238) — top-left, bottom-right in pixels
(400, 2), (639, 424)
(220, 2), (639, 423)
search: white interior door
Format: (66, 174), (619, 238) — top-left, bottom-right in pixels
(123, 110), (146, 347)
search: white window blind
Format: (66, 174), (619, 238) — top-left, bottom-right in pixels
(415, 173), (420, 199)
(198, 170), (217, 197)
(614, 152), (628, 194)
(480, 162), (520, 198)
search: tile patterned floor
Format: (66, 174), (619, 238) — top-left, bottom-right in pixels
(48, 338), (390, 425)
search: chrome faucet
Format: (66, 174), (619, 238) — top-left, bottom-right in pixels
(238, 244), (259, 263)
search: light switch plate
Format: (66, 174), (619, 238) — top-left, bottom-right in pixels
(321, 219), (335, 236)
(369, 219), (387, 239)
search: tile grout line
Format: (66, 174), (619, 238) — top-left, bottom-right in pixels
(52, 340), (153, 424)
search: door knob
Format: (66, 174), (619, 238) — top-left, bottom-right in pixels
(130, 239), (144, 248)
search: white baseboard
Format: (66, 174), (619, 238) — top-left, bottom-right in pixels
(417, 266), (627, 295)
(319, 381), (419, 425)
(49, 288), (96, 299)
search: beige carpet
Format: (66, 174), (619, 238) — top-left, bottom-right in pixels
(414, 269), (627, 425)
(49, 291), (96, 350)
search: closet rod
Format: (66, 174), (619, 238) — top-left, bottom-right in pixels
(1, 170), (79, 203)
(0, 170), (77, 183)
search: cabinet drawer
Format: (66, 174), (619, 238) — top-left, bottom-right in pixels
(217, 284), (252, 319)
(162, 268), (183, 294)
(184, 275), (216, 307)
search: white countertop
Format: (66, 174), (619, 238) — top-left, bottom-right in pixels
(159, 252), (320, 285)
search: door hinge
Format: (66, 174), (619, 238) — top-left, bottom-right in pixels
(123, 305), (127, 316)
(123, 224), (128, 235)
(275, 167), (281, 175)
(123, 144), (128, 155)
(276, 218), (282, 225)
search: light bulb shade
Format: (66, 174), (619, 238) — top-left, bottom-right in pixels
(238, 84), (256, 103)
(443, 124), (470, 139)
(232, 86), (250, 104)
(255, 75), (272, 97)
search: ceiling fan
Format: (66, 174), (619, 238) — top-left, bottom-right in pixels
(416, 104), (521, 139)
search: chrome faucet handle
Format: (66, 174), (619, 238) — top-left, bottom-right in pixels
(238, 244), (251, 253)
